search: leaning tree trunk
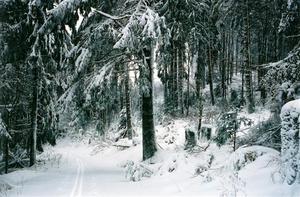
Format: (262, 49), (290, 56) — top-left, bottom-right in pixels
(125, 64), (133, 139)
(30, 64), (39, 166)
(142, 42), (157, 161)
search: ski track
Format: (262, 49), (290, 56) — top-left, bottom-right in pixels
(70, 158), (84, 197)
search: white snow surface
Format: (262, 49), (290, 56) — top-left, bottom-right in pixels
(281, 99), (300, 114)
(1, 118), (300, 197)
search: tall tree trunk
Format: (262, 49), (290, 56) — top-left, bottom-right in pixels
(4, 137), (9, 173)
(221, 30), (226, 99)
(244, 0), (255, 113)
(229, 30), (234, 83)
(208, 39), (215, 106)
(235, 37), (239, 75)
(30, 65), (38, 166)
(258, 30), (266, 104)
(178, 46), (184, 115)
(186, 48), (190, 116)
(196, 47), (204, 131)
(163, 62), (170, 112)
(142, 43), (157, 161)
(125, 65), (132, 139)
(119, 77), (124, 111)
(171, 41), (178, 114)
(174, 45), (179, 112)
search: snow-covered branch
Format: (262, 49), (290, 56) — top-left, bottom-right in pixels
(92, 8), (130, 20)
(38, 0), (89, 35)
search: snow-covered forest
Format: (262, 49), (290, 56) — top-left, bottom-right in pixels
(1, 0), (300, 196)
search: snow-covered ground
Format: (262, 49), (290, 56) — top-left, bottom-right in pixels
(0, 87), (297, 197)
(1, 116), (300, 197)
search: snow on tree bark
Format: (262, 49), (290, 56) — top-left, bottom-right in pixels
(141, 44), (157, 160)
(280, 99), (300, 185)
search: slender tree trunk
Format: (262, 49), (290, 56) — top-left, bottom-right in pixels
(111, 65), (119, 114)
(221, 30), (226, 99)
(196, 47), (204, 131)
(171, 41), (178, 114)
(230, 30), (234, 83)
(178, 46), (184, 115)
(244, 0), (255, 113)
(30, 65), (38, 166)
(142, 42), (157, 161)
(197, 85), (203, 132)
(235, 37), (239, 75)
(174, 45), (179, 112)
(125, 65), (132, 139)
(164, 64), (171, 113)
(258, 30), (266, 103)
(208, 39), (215, 106)
(241, 58), (245, 102)
(4, 137), (9, 173)
(186, 48), (190, 116)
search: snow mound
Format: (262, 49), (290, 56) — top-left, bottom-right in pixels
(225, 146), (279, 171)
(281, 99), (300, 114)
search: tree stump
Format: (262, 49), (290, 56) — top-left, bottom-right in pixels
(198, 126), (212, 141)
(185, 129), (196, 150)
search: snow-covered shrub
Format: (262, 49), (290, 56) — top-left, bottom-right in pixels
(214, 112), (253, 147)
(280, 99), (300, 185)
(214, 112), (238, 147)
(124, 161), (153, 182)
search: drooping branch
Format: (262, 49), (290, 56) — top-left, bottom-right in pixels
(38, 0), (91, 35)
(92, 8), (130, 20)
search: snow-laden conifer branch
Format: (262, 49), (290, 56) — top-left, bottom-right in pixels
(113, 1), (168, 50)
(92, 8), (131, 21)
(38, 0), (90, 35)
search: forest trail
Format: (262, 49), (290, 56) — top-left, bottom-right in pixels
(70, 158), (84, 197)
(1, 139), (129, 197)
(2, 135), (300, 197)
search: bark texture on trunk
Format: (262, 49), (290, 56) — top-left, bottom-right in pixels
(30, 65), (38, 166)
(142, 43), (157, 161)
(125, 65), (132, 139)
